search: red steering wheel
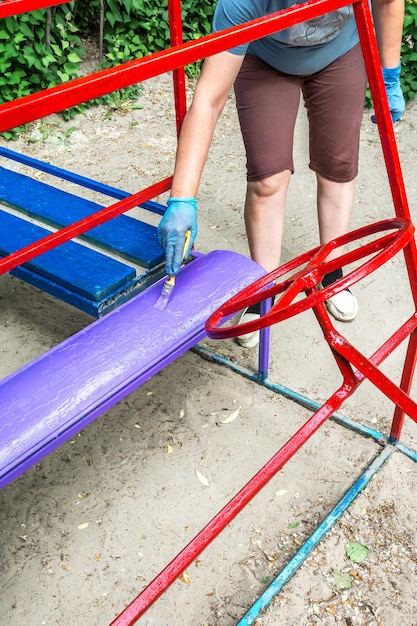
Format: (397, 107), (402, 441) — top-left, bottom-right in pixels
(205, 218), (414, 340)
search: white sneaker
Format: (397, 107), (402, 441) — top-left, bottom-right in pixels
(235, 306), (260, 348)
(324, 288), (358, 322)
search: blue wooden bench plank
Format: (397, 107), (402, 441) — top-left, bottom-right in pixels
(0, 209), (136, 301)
(8, 264), (122, 317)
(0, 166), (165, 269)
(0, 146), (166, 217)
(0, 250), (265, 490)
(8, 262), (167, 317)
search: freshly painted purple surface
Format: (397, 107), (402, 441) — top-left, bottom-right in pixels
(0, 250), (264, 489)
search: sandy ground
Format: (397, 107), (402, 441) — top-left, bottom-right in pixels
(0, 72), (417, 626)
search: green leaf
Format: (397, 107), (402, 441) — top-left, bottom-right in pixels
(63, 62), (79, 75)
(42, 54), (56, 68)
(332, 569), (352, 590)
(345, 542), (369, 563)
(51, 43), (62, 56)
(67, 51), (82, 63)
(19, 22), (34, 39)
(57, 70), (70, 83)
(7, 70), (27, 85)
(106, 11), (116, 28)
(4, 16), (18, 34)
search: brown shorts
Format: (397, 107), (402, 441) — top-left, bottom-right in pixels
(234, 44), (367, 183)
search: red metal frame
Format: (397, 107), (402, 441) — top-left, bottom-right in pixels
(1, 1), (416, 624)
(206, 219), (414, 334)
(107, 1), (417, 624)
(206, 216), (417, 425)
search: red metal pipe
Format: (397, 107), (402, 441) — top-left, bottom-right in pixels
(329, 323), (417, 423)
(109, 375), (359, 626)
(0, 0), (68, 18)
(205, 219), (414, 339)
(354, 0), (410, 222)
(0, 0), (353, 132)
(0, 177), (172, 275)
(168, 0), (187, 136)
(354, 0), (417, 436)
(354, 1), (417, 298)
(390, 329), (417, 439)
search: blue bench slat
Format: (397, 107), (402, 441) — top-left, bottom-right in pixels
(0, 250), (265, 489)
(0, 210), (136, 301)
(0, 166), (165, 269)
(9, 260), (165, 317)
(9, 264), (115, 317)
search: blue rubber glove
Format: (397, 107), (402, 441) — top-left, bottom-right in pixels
(158, 197), (197, 276)
(372, 64), (405, 124)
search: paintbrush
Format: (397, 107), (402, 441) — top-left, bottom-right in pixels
(154, 230), (190, 311)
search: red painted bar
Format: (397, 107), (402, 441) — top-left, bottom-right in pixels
(168, 0), (187, 135)
(354, 1), (411, 224)
(0, 0), (68, 18)
(390, 329), (417, 439)
(331, 325), (417, 423)
(354, 0), (417, 434)
(0, 0), (351, 132)
(0, 177), (172, 275)
(205, 219), (414, 337)
(109, 394), (354, 626)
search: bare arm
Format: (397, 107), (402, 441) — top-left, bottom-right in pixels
(372, 0), (404, 67)
(170, 51), (244, 198)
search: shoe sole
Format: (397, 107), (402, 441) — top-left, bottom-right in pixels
(235, 311), (260, 348)
(324, 291), (359, 322)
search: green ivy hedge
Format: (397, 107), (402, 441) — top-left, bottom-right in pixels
(0, 4), (83, 102)
(0, 0), (415, 121)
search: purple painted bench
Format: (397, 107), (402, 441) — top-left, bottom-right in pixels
(0, 250), (264, 490)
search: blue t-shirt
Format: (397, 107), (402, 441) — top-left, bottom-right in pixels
(212, 0), (359, 75)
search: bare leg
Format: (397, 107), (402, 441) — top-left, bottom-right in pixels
(244, 170), (291, 273)
(316, 173), (358, 321)
(316, 173), (356, 260)
(236, 170), (290, 347)
(245, 171), (355, 271)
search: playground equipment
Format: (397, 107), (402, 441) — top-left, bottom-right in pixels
(0, 0), (416, 624)
(0, 251), (264, 489)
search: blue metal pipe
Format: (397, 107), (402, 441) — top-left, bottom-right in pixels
(395, 441), (417, 462)
(193, 344), (389, 445)
(237, 444), (395, 625)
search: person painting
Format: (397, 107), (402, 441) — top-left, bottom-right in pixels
(158, 0), (405, 347)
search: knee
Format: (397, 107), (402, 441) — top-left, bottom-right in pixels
(248, 171), (291, 200)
